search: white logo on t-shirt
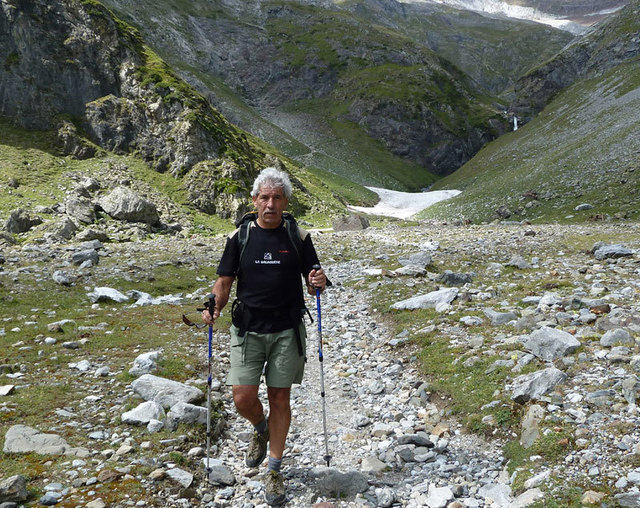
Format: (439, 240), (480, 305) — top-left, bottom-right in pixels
(255, 252), (280, 265)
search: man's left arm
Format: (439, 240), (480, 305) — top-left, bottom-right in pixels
(301, 234), (330, 295)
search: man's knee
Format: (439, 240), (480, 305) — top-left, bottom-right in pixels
(267, 387), (291, 411)
(233, 385), (259, 412)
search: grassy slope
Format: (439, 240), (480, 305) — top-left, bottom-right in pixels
(421, 58), (640, 224)
(339, 1), (574, 96)
(99, 0), (516, 192)
(0, 117), (366, 233)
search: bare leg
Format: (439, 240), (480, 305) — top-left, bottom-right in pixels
(267, 386), (291, 459)
(232, 385), (265, 425)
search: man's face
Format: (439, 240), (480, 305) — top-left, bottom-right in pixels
(252, 185), (288, 229)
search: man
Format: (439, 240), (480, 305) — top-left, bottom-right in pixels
(203, 167), (328, 505)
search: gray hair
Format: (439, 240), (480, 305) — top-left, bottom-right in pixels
(251, 167), (292, 199)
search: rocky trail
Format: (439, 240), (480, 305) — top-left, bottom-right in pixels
(3, 221), (640, 507)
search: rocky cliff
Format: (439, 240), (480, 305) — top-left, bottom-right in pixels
(510, 0), (640, 121)
(0, 0), (269, 219)
(101, 0), (575, 184)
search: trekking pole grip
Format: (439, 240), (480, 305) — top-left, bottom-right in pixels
(207, 293), (216, 320)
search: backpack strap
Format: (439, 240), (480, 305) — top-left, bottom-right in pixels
(237, 220), (252, 268)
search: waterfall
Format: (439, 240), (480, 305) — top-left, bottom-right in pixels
(513, 115), (518, 131)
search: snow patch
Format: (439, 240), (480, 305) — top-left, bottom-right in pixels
(400, 0), (589, 33)
(349, 187), (461, 219)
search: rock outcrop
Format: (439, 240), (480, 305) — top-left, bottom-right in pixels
(511, 0), (640, 121)
(0, 0), (264, 216)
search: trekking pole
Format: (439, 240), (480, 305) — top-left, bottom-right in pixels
(312, 264), (331, 467)
(200, 294), (216, 481)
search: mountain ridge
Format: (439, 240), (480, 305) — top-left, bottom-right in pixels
(100, 0), (575, 187)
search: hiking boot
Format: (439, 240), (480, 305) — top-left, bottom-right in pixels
(264, 470), (286, 506)
(246, 425), (269, 468)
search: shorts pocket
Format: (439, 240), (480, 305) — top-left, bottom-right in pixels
(230, 325), (247, 363)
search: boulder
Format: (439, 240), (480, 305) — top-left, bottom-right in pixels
(87, 287), (129, 303)
(332, 214), (370, 232)
(593, 244), (633, 260)
(46, 217), (78, 241)
(511, 368), (567, 404)
(437, 270), (472, 286)
(391, 288), (458, 310)
(129, 350), (163, 377)
(121, 401), (166, 425)
(520, 326), (581, 361)
(3, 425), (89, 456)
(131, 374), (204, 408)
(166, 401), (208, 426)
(65, 194), (96, 224)
(4, 208), (41, 233)
(0, 474), (28, 503)
(98, 187), (160, 225)
(317, 471), (369, 498)
(484, 308), (517, 326)
(600, 328), (635, 347)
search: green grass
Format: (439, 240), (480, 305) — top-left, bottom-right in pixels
(422, 58), (640, 224)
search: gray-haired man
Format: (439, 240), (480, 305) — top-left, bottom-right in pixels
(203, 167), (328, 505)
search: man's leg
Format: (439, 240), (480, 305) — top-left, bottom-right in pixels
(266, 386), (291, 459)
(234, 384), (270, 468)
(232, 384), (264, 425)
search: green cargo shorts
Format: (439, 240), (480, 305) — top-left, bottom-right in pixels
(226, 323), (307, 388)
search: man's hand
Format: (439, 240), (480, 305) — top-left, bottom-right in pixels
(201, 306), (220, 326)
(308, 267), (327, 293)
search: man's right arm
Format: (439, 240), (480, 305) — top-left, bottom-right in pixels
(202, 275), (235, 324)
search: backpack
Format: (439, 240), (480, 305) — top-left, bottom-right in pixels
(235, 211), (307, 272)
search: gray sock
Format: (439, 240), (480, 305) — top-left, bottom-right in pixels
(254, 417), (267, 434)
(268, 456), (282, 472)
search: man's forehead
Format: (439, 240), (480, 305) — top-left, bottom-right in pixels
(257, 185), (285, 196)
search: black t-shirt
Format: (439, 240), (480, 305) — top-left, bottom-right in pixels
(217, 220), (320, 332)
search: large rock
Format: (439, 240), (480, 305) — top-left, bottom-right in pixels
(484, 308), (517, 326)
(317, 471), (369, 498)
(0, 474), (29, 503)
(121, 401), (166, 425)
(45, 217), (78, 241)
(593, 244), (634, 260)
(399, 252), (432, 268)
(4, 208), (41, 233)
(87, 287), (129, 303)
(129, 350), (163, 377)
(520, 404), (545, 448)
(166, 401), (208, 426)
(3, 425), (89, 456)
(391, 288), (458, 311)
(182, 159), (252, 220)
(65, 194), (96, 224)
(98, 187), (160, 225)
(520, 326), (581, 361)
(131, 374), (204, 408)
(332, 214), (370, 232)
(600, 328), (635, 347)
(511, 368), (567, 404)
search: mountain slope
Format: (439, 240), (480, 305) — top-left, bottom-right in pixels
(511, 0), (640, 121)
(338, 0), (574, 95)
(99, 0), (573, 189)
(422, 56), (640, 223)
(0, 0), (360, 230)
